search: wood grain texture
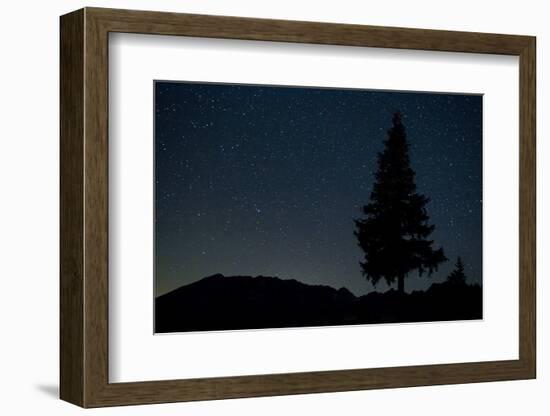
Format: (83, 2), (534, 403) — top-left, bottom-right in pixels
(88, 7), (532, 54)
(59, 7), (537, 408)
(518, 38), (536, 375)
(83, 10), (110, 406)
(59, 8), (84, 407)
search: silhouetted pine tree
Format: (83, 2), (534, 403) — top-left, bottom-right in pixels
(447, 257), (467, 285)
(354, 111), (447, 293)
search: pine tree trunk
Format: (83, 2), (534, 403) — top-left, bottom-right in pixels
(397, 273), (405, 294)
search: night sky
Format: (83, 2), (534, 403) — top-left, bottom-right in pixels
(155, 81), (482, 297)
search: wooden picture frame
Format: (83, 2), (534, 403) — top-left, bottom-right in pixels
(60, 7), (536, 408)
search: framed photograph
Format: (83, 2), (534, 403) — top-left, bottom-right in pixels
(60, 7), (536, 407)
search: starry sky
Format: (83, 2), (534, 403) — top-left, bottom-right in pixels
(154, 81), (482, 297)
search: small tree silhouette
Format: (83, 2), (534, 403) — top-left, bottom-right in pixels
(354, 112), (447, 293)
(447, 257), (467, 285)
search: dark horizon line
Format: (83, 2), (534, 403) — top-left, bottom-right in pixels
(155, 272), (481, 299)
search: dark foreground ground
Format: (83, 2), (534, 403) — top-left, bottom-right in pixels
(155, 274), (482, 333)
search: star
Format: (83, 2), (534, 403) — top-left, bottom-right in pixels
(154, 81), (483, 297)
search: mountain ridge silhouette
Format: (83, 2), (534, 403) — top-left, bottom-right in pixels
(155, 274), (482, 333)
